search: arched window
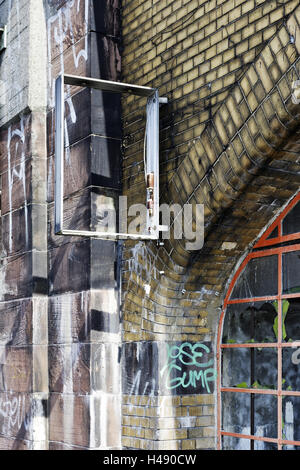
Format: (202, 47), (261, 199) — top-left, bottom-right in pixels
(217, 192), (300, 450)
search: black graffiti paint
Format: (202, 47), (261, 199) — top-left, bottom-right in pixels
(122, 341), (216, 396)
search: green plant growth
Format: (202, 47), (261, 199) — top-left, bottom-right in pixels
(272, 300), (290, 341)
(235, 379), (290, 390)
(236, 382), (248, 388)
(252, 380), (275, 390)
(235, 381), (274, 389)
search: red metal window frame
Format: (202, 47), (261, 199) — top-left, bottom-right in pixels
(217, 193), (300, 450)
(254, 192), (300, 249)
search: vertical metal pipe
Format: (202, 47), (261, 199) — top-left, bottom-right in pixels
(146, 90), (159, 237)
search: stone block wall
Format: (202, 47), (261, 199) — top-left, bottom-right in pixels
(45, 0), (122, 450)
(1, 0), (300, 451)
(0, 0), (48, 450)
(0, 0), (123, 450)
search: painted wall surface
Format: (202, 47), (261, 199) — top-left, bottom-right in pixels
(46, 0), (122, 450)
(0, 0), (48, 450)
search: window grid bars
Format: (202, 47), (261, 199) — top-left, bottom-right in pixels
(217, 199), (300, 450)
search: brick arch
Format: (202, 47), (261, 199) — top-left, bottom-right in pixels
(122, 5), (300, 341)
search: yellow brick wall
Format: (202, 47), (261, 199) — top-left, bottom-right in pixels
(121, 0), (300, 450)
(122, 0), (299, 205)
(122, 394), (215, 450)
(121, 0), (300, 340)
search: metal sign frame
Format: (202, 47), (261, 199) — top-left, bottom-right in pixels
(55, 73), (167, 240)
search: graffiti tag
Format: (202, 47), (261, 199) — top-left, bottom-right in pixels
(160, 342), (217, 393)
(0, 394), (31, 435)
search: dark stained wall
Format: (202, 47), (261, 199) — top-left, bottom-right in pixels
(46, 0), (123, 450)
(0, 0), (123, 450)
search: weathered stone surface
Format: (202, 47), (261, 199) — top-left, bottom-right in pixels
(1, 161), (32, 217)
(47, 137), (121, 204)
(0, 436), (32, 450)
(0, 346), (32, 393)
(2, 207), (32, 255)
(48, 290), (121, 346)
(49, 240), (91, 295)
(0, 392), (33, 441)
(47, 88), (121, 156)
(48, 344), (90, 394)
(47, 0), (121, 61)
(0, 252), (33, 302)
(0, 115), (32, 174)
(48, 393), (90, 447)
(48, 441), (86, 450)
(48, 292), (90, 345)
(48, 32), (121, 107)
(0, 299), (32, 347)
